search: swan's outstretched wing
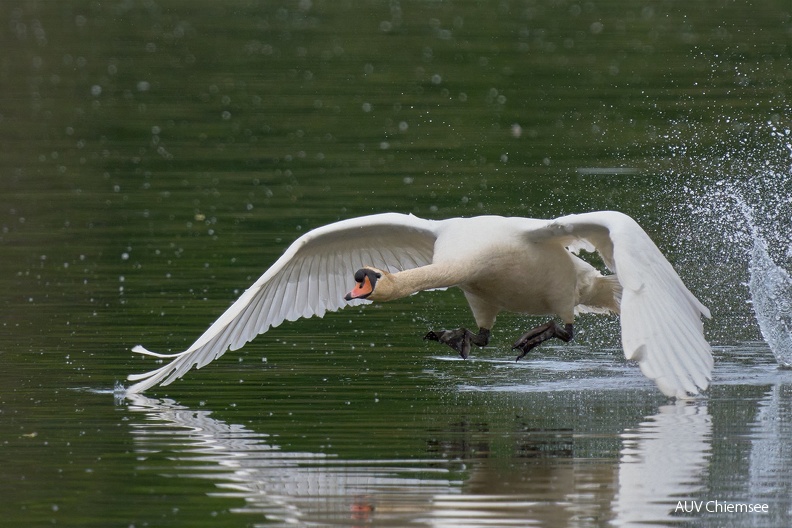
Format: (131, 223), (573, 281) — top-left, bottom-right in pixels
(127, 212), (438, 394)
(529, 211), (712, 398)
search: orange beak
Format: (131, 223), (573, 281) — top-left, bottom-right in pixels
(344, 275), (374, 301)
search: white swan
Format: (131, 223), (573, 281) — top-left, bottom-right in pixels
(126, 211), (713, 398)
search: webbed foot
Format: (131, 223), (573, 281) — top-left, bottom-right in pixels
(425, 327), (491, 359)
(512, 322), (573, 361)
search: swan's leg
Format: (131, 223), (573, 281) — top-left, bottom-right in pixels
(512, 322), (574, 360)
(424, 327), (491, 359)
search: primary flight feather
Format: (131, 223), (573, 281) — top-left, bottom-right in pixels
(127, 211), (712, 398)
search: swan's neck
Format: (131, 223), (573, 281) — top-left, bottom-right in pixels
(370, 264), (461, 302)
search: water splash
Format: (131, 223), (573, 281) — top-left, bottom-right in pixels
(654, 116), (792, 364)
(717, 129), (792, 367)
(745, 207), (792, 368)
(693, 165), (792, 367)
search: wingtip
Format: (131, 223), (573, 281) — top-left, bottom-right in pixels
(123, 384), (141, 396)
(125, 368), (167, 394)
(130, 345), (186, 359)
(124, 379), (153, 396)
(652, 371), (711, 400)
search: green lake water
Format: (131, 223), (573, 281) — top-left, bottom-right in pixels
(2, 1), (791, 526)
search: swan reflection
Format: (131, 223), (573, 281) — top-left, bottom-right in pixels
(126, 394), (463, 526)
(746, 384), (792, 527)
(611, 383), (792, 527)
(126, 393), (721, 526)
(611, 401), (711, 526)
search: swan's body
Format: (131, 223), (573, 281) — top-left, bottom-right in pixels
(127, 211), (712, 398)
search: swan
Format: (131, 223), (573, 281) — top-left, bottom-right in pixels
(126, 211), (713, 398)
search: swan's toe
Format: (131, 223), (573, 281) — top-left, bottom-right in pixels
(512, 321), (574, 361)
(424, 328), (472, 359)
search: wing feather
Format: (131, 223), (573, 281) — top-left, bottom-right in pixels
(230, 296), (259, 351)
(127, 213), (438, 393)
(295, 255), (312, 318)
(529, 210), (712, 398)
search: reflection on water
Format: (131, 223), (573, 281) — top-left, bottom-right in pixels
(611, 402), (711, 526)
(128, 383), (792, 527)
(746, 385), (792, 527)
(127, 394), (464, 526)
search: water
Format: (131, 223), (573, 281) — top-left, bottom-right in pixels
(2, 1), (792, 527)
(743, 196), (792, 368)
(678, 130), (792, 366)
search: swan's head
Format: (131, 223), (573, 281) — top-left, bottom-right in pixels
(344, 267), (382, 301)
